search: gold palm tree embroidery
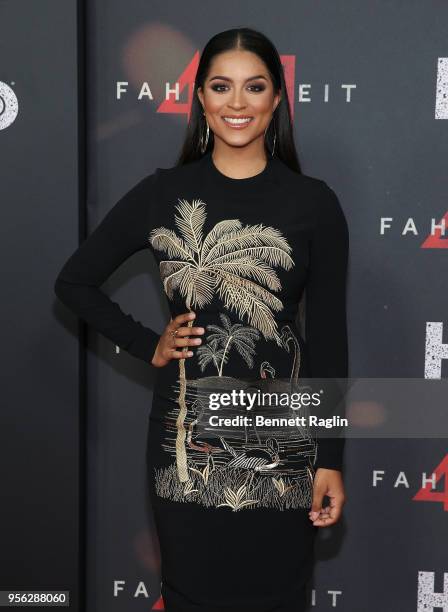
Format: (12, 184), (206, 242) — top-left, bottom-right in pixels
(148, 198), (294, 483)
(197, 312), (260, 376)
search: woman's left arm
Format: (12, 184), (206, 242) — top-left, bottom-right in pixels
(304, 182), (349, 526)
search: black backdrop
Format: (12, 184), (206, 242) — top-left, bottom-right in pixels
(1, 1), (447, 611)
(0, 0), (81, 610)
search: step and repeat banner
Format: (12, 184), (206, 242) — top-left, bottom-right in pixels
(82, 2), (447, 611)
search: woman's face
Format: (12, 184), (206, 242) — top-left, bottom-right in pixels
(197, 49), (281, 150)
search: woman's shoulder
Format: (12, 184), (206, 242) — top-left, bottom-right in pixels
(149, 156), (204, 184)
(273, 156), (332, 193)
(273, 158), (341, 211)
(273, 158), (345, 225)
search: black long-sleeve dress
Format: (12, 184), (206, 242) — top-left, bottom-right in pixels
(54, 150), (349, 612)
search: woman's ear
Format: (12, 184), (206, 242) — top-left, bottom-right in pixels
(196, 86), (204, 110)
(274, 94), (281, 113)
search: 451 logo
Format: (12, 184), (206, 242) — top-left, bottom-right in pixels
(413, 454), (448, 511)
(373, 455), (448, 511)
(0, 82), (19, 130)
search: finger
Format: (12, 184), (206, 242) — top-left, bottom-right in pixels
(312, 513), (339, 527)
(312, 516), (333, 527)
(313, 498), (344, 526)
(171, 311), (196, 328)
(166, 316), (193, 337)
(173, 326), (205, 338)
(168, 348), (194, 360)
(314, 506), (331, 519)
(309, 488), (325, 521)
(173, 335), (203, 348)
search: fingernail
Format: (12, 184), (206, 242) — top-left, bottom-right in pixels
(187, 351), (193, 356)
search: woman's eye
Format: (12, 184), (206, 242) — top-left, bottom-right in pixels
(211, 84), (266, 93)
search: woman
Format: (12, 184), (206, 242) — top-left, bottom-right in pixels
(54, 27), (348, 612)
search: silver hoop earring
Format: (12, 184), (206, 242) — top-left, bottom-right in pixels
(200, 112), (210, 153)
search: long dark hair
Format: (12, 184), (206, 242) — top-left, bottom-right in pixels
(176, 27), (302, 174)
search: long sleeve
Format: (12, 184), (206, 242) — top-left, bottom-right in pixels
(54, 171), (162, 364)
(305, 182), (349, 471)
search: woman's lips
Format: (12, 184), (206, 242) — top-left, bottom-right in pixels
(221, 116), (254, 129)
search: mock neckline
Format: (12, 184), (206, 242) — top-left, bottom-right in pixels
(201, 150), (277, 189)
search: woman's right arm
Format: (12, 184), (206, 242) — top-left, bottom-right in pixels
(54, 171), (163, 365)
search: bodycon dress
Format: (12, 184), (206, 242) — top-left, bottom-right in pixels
(54, 150), (349, 612)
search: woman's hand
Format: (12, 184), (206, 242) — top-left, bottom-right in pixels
(308, 468), (346, 527)
(151, 311), (204, 368)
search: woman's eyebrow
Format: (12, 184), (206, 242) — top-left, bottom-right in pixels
(208, 75), (268, 83)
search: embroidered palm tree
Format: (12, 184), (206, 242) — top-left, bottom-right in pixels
(196, 338), (226, 373)
(198, 313), (260, 376)
(148, 198), (294, 483)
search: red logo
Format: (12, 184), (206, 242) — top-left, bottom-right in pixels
(413, 454), (448, 510)
(151, 595), (164, 610)
(421, 212), (448, 248)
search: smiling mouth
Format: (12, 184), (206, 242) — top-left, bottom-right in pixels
(222, 116), (254, 128)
